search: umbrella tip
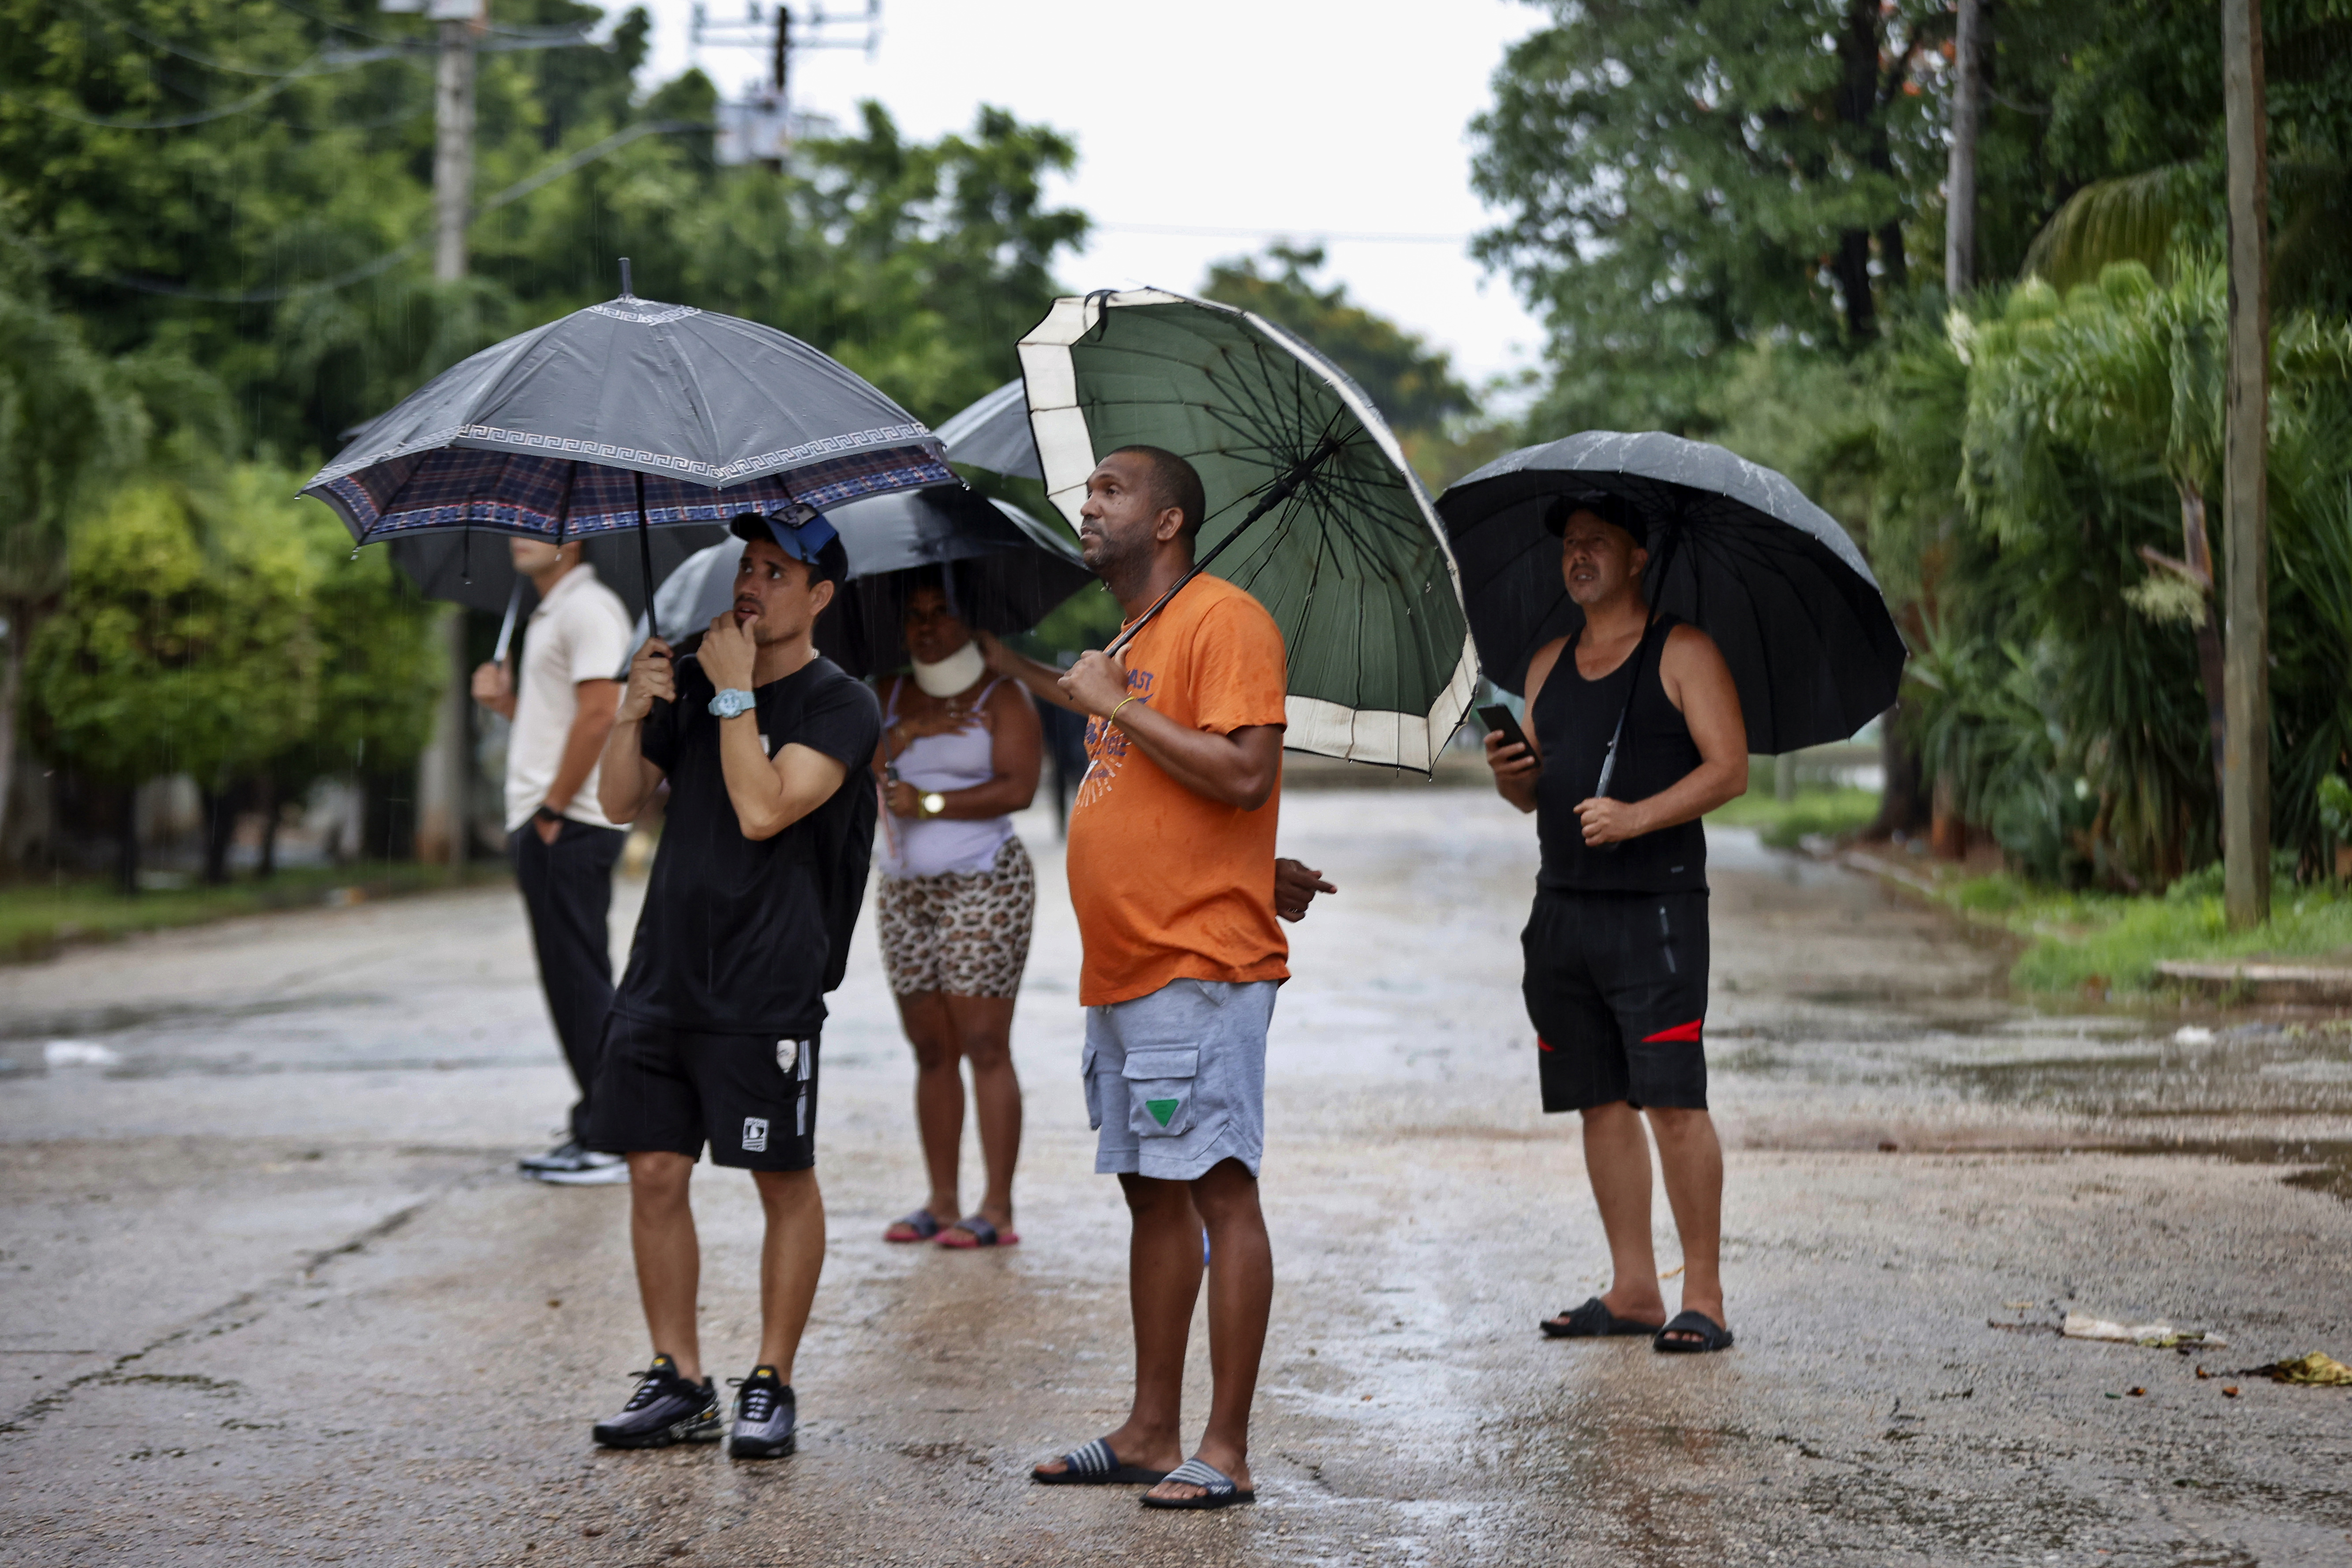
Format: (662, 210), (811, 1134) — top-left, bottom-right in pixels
(618, 257), (634, 299)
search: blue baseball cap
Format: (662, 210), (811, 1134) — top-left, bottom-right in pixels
(731, 511), (846, 584)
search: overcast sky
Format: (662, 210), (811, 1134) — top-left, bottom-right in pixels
(619, 0), (1550, 398)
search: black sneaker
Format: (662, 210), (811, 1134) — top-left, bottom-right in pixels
(591, 1355), (722, 1449)
(726, 1366), (796, 1459)
(521, 1139), (593, 1173)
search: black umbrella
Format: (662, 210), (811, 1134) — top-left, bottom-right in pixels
(630, 486), (1095, 679)
(931, 379), (1042, 480)
(301, 263), (953, 597)
(384, 525), (731, 618)
(1437, 430), (1905, 756)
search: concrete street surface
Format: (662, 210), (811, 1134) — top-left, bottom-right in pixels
(3, 788), (2349, 1566)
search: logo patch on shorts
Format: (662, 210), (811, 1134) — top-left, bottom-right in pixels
(1144, 1097), (1180, 1128)
(776, 1039), (798, 1075)
(742, 1117), (769, 1152)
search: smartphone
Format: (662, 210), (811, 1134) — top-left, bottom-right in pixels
(1478, 703), (1530, 753)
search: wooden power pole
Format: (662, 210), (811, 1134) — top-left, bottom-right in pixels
(2221, 0), (2271, 927)
(1944, 0), (1982, 296)
(414, 0), (484, 866)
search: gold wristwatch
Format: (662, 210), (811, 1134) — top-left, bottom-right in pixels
(919, 791), (946, 819)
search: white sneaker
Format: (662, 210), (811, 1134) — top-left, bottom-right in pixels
(533, 1152), (629, 1185)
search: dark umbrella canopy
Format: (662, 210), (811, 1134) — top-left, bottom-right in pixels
(634, 487), (1095, 679)
(824, 488), (1094, 676)
(931, 379), (1043, 480)
(385, 525), (731, 619)
(1437, 430), (1905, 754)
(301, 290), (953, 545)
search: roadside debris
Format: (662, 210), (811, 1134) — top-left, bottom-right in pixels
(2236, 1351), (2352, 1386)
(2062, 1312), (2227, 1349)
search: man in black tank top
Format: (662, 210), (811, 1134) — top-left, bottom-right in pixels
(1484, 497), (1749, 1354)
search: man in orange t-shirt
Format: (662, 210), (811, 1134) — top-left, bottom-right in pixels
(985, 445), (1331, 1512)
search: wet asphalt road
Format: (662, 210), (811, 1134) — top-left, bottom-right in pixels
(2, 788), (2349, 1567)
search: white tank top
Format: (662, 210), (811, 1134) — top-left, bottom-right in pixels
(878, 677), (1018, 878)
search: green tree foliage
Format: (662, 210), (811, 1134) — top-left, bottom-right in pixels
(0, 3), (1084, 451)
(1893, 263), (2352, 885)
(25, 465), (441, 882)
(29, 476), (319, 812)
(1471, 0), (1948, 434)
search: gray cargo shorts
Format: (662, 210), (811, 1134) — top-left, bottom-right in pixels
(1082, 978), (1278, 1182)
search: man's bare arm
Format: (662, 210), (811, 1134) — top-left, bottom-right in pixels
(975, 630), (1088, 714)
(598, 641), (673, 824)
(1116, 706), (1285, 812)
(717, 725), (849, 841)
(1484, 638), (1561, 815)
(545, 679), (619, 814)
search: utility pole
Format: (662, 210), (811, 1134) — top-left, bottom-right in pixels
(416, 0), (484, 867)
(1943, 0), (1982, 296)
(2221, 0), (2271, 927)
(362, 0), (595, 864)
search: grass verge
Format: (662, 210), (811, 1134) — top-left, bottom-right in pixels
(0, 862), (510, 964)
(1706, 785), (1881, 849)
(1914, 868), (2352, 995)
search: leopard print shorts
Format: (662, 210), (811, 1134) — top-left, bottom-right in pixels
(876, 836), (1036, 998)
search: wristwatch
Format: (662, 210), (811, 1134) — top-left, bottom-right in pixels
(919, 791), (946, 819)
(707, 688), (756, 719)
(533, 804), (563, 826)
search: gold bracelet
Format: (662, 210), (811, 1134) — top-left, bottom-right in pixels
(1108, 694), (1141, 728)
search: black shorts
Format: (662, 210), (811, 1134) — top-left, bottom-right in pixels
(586, 1013), (821, 1170)
(1520, 888), (1709, 1114)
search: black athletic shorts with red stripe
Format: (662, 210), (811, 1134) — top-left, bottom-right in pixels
(1520, 888), (1709, 1113)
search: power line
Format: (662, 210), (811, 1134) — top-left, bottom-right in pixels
(5, 119), (707, 304)
(1095, 222), (1471, 246)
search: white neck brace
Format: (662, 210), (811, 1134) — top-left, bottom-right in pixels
(911, 640), (987, 699)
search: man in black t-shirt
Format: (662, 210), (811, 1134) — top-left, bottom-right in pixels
(584, 511), (880, 1460)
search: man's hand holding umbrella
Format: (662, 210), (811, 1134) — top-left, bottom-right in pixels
(618, 635), (678, 726)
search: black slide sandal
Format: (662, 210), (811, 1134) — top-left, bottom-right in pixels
(1140, 1457), (1256, 1510)
(1032, 1437), (1169, 1486)
(1653, 1309), (1735, 1353)
(1541, 1297), (1665, 1339)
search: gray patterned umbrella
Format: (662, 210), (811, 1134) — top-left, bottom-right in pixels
(302, 272), (953, 594)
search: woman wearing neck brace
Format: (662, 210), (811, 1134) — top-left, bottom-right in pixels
(873, 572), (1043, 1250)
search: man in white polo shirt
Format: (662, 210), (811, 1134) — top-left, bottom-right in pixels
(471, 537), (634, 1183)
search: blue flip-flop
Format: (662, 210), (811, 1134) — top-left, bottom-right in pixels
(883, 1208), (941, 1243)
(1140, 1457), (1256, 1510)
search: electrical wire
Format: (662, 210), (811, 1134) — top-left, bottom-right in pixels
(4, 119), (709, 303)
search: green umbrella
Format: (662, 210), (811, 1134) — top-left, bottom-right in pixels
(1017, 289), (1478, 772)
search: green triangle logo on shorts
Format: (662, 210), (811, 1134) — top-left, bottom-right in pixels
(1145, 1098), (1180, 1128)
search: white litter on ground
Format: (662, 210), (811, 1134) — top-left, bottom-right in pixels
(2173, 1026), (2217, 1046)
(43, 1039), (121, 1068)
(2062, 1311), (2226, 1349)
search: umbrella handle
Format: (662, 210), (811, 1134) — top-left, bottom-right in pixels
(634, 469), (662, 650)
(492, 580), (523, 665)
(1588, 524), (1681, 810)
(1104, 435), (1343, 660)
